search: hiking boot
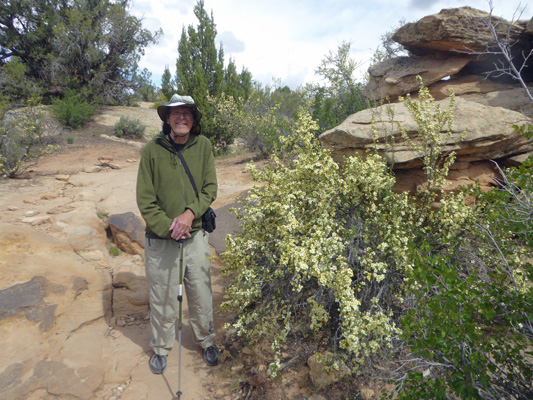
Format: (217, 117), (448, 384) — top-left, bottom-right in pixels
(149, 354), (167, 374)
(203, 345), (219, 366)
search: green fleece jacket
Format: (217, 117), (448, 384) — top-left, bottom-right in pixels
(136, 132), (217, 238)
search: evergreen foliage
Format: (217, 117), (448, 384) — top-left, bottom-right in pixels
(52, 89), (97, 129)
(0, 57), (40, 104)
(174, 0), (252, 149)
(160, 65), (175, 101)
(132, 68), (159, 102)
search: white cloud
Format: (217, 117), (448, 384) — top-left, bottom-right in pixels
(217, 31), (245, 53)
(131, 0), (532, 89)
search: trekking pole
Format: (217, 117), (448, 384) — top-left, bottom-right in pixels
(176, 242), (184, 398)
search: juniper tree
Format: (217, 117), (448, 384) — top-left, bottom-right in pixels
(175, 0), (252, 148)
(0, 0), (161, 104)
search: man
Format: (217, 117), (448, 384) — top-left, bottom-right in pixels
(136, 94), (219, 374)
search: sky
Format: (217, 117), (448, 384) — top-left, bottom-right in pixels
(130, 0), (532, 90)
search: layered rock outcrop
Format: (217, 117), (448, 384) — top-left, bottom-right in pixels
(321, 6), (533, 193)
(365, 7), (533, 103)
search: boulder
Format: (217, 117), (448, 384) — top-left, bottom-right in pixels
(364, 55), (472, 101)
(426, 74), (515, 100)
(307, 352), (350, 389)
(424, 75), (533, 116)
(366, 7), (533, 103)
(392, 7), (525, 55)
(393, 160), (500, 195)
(108, 211), (145, 258)
(506, 151), (533, 166)
(320, 97), (532, 169)
(112, 256), (149, 318)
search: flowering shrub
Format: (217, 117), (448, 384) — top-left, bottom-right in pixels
(221, 78), (532, 398)
(221, 91), (453, 376)
(223, 110), (406, 375)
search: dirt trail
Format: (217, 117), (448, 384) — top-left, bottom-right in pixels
(0, 102), (260, 400)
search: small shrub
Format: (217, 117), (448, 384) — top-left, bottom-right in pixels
(114, 116), (145, 139)
(96, 210), (108, 219)
(66, 136), (74, 144)
(1, 96), (59, 178)
(0, 57), (42, 103)
(52, 90), (96, 129)
(109, 247), (120, 256)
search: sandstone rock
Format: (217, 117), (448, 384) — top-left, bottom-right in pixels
(366, 7), (533, 107)
(427, 76), (533, 116)
(506, 151), (533, 166)
(52, 201), (108, 251)
(0, 276), (58, 332)
(319, 97), (533, 169)
(392, 7), (525, 55)
(460, 87), (533, 117)
(365, 55), (472, 101)
(394, 160), (499, 195)
(0, 224), (113, 400)
(426, 74), (515, 100)
(84, 165), (104, 173)
(22, 215), (52, 226)
(527, 17), (533, 34)
(55, 174), (70, 182)
(99, 134), (146, 149)
(98, 161), (121, 170)
(360, 388), (376, 400)
(112, 258), (149, 317)
(68, 226), (100, 252)
(231, 363), (245, 373)
(108, 211), (145, 257)
(307, 352), (350, 389)
(358, 6), (533, 199)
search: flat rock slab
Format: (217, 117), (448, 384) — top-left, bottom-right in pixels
(0, 276), (58, 332)
(319, 97), (533, 168)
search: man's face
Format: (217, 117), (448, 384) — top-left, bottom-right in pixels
(167, 106), (194, 135)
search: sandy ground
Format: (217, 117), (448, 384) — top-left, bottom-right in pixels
(1, 102), (262, 400)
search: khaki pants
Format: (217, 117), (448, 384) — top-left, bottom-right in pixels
(145, 231), (215, 356)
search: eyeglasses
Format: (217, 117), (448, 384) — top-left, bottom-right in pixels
(169, 110), (193, 119)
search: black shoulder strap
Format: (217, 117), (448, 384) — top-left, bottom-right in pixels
(176, 151), (199, 199)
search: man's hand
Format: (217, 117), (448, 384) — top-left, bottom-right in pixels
(169, 209), (195, 240)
